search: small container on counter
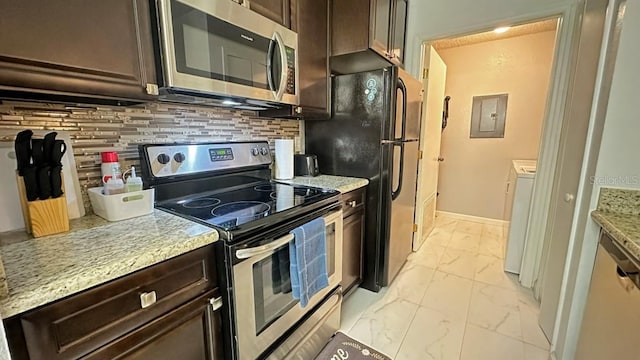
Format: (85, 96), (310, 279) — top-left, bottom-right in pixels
(104, 177), (125, 195)
(123, 166), (143, 193)
(88, 187), (155, 222)
(101, 151), (121, 185)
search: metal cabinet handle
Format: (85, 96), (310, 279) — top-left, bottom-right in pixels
(236, 234), (294, 259)
(437, 157), (445, 162)
(347, 200), (357, 208)
(140, 291), (157, 309)
(210, 296), (223, 311)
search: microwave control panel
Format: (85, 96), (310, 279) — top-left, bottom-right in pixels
(285, 47), (296, 95)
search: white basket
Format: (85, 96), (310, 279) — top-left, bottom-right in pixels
(88, 187), (155, 222)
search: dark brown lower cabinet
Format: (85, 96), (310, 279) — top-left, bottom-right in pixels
(4, 245), (223, 360)
(83, 290), (223, 360)
(341, 188), (366, 297)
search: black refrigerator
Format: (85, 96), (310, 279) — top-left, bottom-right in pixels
(306, 66), (423, 292)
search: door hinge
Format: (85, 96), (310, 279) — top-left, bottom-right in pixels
(422, 68), (429, 79)
(418, 150), (423, 160)
(413, 224), (418, 233)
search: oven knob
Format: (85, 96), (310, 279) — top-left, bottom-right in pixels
(251, 148), (259, 156)
(157, 153), (171, 165)
(260, 147), (269, 156)
(173, 152), (186, 163)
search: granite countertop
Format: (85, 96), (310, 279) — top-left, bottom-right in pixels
(591, 211), (640, 259)
(591, 187), (640, 261)
(0, 210), (218, 319)
(276, 174), (368, 193)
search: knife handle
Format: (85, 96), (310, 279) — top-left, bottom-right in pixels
(43, 132), (58, 165)
(22, 166), (39, 201)
(50, 165), (64, 198)
(31, 139), (45, 167)
(51, 140), (67, 166)
(37, 166), (52, 200)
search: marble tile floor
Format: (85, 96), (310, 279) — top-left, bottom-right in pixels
(340, 214), (551, 360)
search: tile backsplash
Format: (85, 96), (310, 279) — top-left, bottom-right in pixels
(0, 100), (300, 213)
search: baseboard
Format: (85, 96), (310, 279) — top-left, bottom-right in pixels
(436, 211), (509, 226)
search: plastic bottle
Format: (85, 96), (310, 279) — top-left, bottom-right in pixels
(104, 177), (125, 195)
(101, 151), (121, 185)
(125, 166), (143, 193)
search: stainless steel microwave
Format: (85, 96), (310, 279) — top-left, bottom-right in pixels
(154, 0), (299, 109)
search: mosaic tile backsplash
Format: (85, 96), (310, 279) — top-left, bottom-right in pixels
(0, 100), (300, 213)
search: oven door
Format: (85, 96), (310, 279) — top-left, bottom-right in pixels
(157, 0), (298, 105)
(232, 210), (343, 360)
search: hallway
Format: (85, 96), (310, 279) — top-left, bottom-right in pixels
(340, 214), (551, 359)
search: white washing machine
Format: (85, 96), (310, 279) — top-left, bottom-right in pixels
(503, 160), (537, 274)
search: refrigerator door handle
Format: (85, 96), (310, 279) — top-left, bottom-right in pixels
(396, 78), (408, 141)
(391, 142), (405, 200)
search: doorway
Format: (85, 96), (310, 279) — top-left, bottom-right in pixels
(414, 19), (560, 257)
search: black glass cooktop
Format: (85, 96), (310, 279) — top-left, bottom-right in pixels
(156, 181), (338, 233)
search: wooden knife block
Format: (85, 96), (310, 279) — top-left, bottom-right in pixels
(16, 171), (69, 238)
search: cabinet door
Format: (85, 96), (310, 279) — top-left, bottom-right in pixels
(370, 0), (393, 57)
(342, 210), (365, 295)
(390, 0), (408, 65)
(83, 290), (224, 360)
(248, 0), (291, 28)
(295, 0), (330, 118)
(0, 0), (157, 102)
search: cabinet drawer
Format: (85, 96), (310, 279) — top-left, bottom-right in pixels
(82, 289), (223, 360)
(19, 245), (216, 360)
(341, 188), (366, 217)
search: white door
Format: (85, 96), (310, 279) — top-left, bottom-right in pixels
(413, 45), (447, 251)
(537, 0), (609, 339)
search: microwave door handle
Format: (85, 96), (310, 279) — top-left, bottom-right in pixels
(235, 233), (294, 259)
(273, 31), (288, 101)
(267, 37), (276, 94)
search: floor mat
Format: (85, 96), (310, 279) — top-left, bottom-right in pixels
(315, 332), (392, 359)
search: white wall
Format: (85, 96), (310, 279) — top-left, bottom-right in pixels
(406, 0), (577, 77)
(555, 0), (640, 357)
(436, 31), (556, 219)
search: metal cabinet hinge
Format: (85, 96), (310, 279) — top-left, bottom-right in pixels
(146, 83), (159, 95)
(418, 150), (423, 160)
(413, 224), (418, 233)
(422, 68), (429, 79)
(210, 296), (223, 311)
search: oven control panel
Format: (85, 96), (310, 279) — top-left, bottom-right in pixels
(142, 142), (272, 178)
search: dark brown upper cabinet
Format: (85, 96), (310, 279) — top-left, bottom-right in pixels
(0, 0), (158, 104)
(259, 0), (331, 120)
(242, 0), (293, 28)
(391, 0), (408, 65)
(331, 0), (408, 74)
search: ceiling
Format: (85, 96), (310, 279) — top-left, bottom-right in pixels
(432, 19), (559, 51)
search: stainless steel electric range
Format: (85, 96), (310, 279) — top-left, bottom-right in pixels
(139, 141), (344, 360)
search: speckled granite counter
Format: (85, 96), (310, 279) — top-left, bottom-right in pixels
(0, 210), (218, 319)
(276, 175), (368, 193)
(591, 187), (640, 261)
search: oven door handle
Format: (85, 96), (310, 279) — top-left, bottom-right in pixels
(236, 233), (294, 259)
